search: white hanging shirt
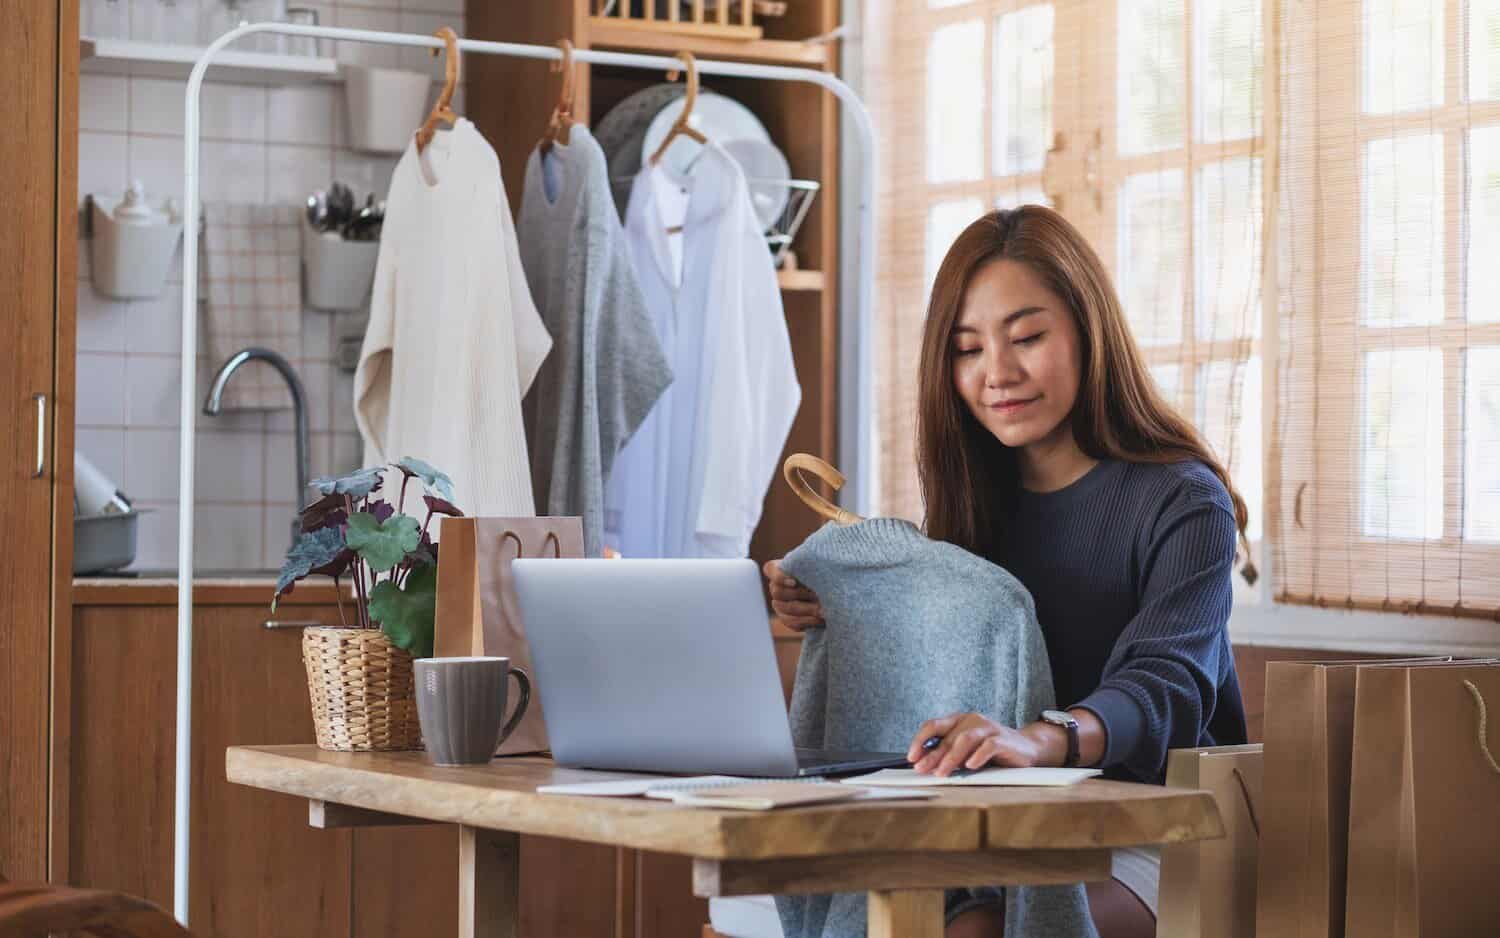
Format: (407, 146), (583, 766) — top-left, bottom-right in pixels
(354, 119), (552, 516)
(604, 142), (800, 558)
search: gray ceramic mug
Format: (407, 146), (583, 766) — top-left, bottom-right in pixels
(414, 657), (531, 766)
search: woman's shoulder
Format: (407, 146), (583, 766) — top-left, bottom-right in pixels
(1115, 458), (1235, 520)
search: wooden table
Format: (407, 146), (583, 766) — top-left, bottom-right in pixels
(226, 746), (1223, 938)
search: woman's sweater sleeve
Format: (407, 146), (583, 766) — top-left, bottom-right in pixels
(1071, 484), (1238, 781)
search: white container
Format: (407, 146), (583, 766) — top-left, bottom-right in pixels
(342, 65), (433, 154)
(302, 224), (380, 311)
(89, 187), (183, 300)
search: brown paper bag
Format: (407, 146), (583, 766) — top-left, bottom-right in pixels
(1254, 657), (1452, 938)
(433, 516), (584, 756)
(1345, 662), (1500, 938)
(1157, 744), (1263, 938)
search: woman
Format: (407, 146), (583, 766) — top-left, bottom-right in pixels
(765, 206), (1249, 938)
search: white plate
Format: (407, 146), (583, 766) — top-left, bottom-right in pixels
(595, 82), (690, 219)
(723, 138), (792, 230)
(641, 90), (773, 180)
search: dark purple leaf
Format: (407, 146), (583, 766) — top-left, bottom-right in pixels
(368, 500), (396, 524)
(300, 493), (348, 532)
(422, 494), (463, 517)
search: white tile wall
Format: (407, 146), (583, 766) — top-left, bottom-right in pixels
(75, 1), (464, 573)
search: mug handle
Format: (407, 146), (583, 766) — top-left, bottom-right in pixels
(496, 666), (532, 748)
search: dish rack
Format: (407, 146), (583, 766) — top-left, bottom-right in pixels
(613, 175), (819, 268)
(594, 0), (772, 41)
(764, 178), (819, 267)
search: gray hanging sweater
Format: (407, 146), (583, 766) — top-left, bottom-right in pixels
(517, 126), (673, 558)
(776, 518), (1098, 938)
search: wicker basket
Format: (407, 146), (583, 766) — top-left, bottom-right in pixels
(302, 626), (422, 751)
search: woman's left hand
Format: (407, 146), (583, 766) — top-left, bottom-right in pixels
(906, 712), (1044, 776)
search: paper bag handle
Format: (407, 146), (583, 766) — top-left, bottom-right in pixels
(1464, 680), (1500, 775)
(1231, 768), (1260, 835)
(500, 530), (563, 560)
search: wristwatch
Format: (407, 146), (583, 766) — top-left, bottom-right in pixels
(1040, 709), (1081, 768)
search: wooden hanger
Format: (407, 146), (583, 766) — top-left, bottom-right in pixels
(415, 27), (461, 153)
(540, 40), (577, 154)
(649, 51), (708, 167)
(784, 454), (864, 525)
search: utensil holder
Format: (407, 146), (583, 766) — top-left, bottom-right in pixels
(342, 65), (435, 154)
(302, 626), (422, 751)
(89, 196), (183, 299)
(302, 225), (380, 312)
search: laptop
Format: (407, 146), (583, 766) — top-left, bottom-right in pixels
(510, 558), (910, 778)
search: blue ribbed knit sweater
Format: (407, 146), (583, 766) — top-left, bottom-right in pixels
(991, 458), (1248, 785)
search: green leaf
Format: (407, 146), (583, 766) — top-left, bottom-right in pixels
(397, 456), (455, 501)
(344, 511), (421, 573)
(273, 527), (346, 610)
(368, 565), (437, 658)
(309, 466), (384, 498)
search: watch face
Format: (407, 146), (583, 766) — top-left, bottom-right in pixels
(1041, 709), (1073, 725)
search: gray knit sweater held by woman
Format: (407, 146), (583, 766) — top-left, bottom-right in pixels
(995, 456), (1247, 785)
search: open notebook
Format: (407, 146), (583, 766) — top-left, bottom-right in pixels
(537, 774), (936, 807)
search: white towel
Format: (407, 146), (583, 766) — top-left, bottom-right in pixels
(201, 202), (302, 409)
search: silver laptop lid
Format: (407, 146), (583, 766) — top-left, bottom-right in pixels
(510, 558), (800, 776)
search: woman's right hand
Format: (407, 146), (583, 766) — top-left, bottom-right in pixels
(762, 560), (825, 632)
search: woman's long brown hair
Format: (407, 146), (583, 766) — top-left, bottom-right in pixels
(915, 206), (1250, 561)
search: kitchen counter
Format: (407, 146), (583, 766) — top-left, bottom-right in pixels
(73, 574), (350, 606)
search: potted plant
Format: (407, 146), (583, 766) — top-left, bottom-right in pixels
(274, 456), (463, 752)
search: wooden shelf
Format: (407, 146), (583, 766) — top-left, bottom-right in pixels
(777, 268), (824, 291)
(586, 18), (829, 67)
(80, 37), (338, 85)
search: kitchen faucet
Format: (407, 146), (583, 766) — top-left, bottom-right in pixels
(203, 347), (309, 546)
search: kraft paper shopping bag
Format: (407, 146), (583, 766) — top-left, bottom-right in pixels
(1254, 657), (1450, 938)
(1157, 744), (1263, 938)
(1344, 661), (1500, 938)
(433, 516), (584, 755)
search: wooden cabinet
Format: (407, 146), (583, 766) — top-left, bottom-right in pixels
(0, 0), (76, 886)
(69, 582), (351, 936)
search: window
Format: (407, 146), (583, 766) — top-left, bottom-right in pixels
(867, 0), (1500, 617)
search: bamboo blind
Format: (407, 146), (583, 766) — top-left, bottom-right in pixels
(867, 0), (1500, 619)
(1272, 0), (1500, 618)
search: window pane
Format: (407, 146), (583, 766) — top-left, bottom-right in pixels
(1118, 170), (1185, 346)
(1198, 357), (1263, 540)
(1365, 0), (1444, 114)
(1472, 0), (1500, 100)
(993, 4), (1054, 176)
(1151, 362), (1182, 406)
(996, 186), (1049, 210)
(1363, 348), (1444, 540)
(1118, 0), (1185, 155)
(926, 198), (986, 293)
(1195, 157), (1263, 341)
(1364, 135), (1444, 326)
(1469, 126), (1500, 322)
(1194, 0), (1263, 144)
(1466, 348), (1500, 541)
(927, 20), (985, 183)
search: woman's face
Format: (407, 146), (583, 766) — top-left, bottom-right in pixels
(950, 258), (1084, 450)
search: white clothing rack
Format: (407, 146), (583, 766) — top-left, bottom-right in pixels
(175, 21), (876, 924)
